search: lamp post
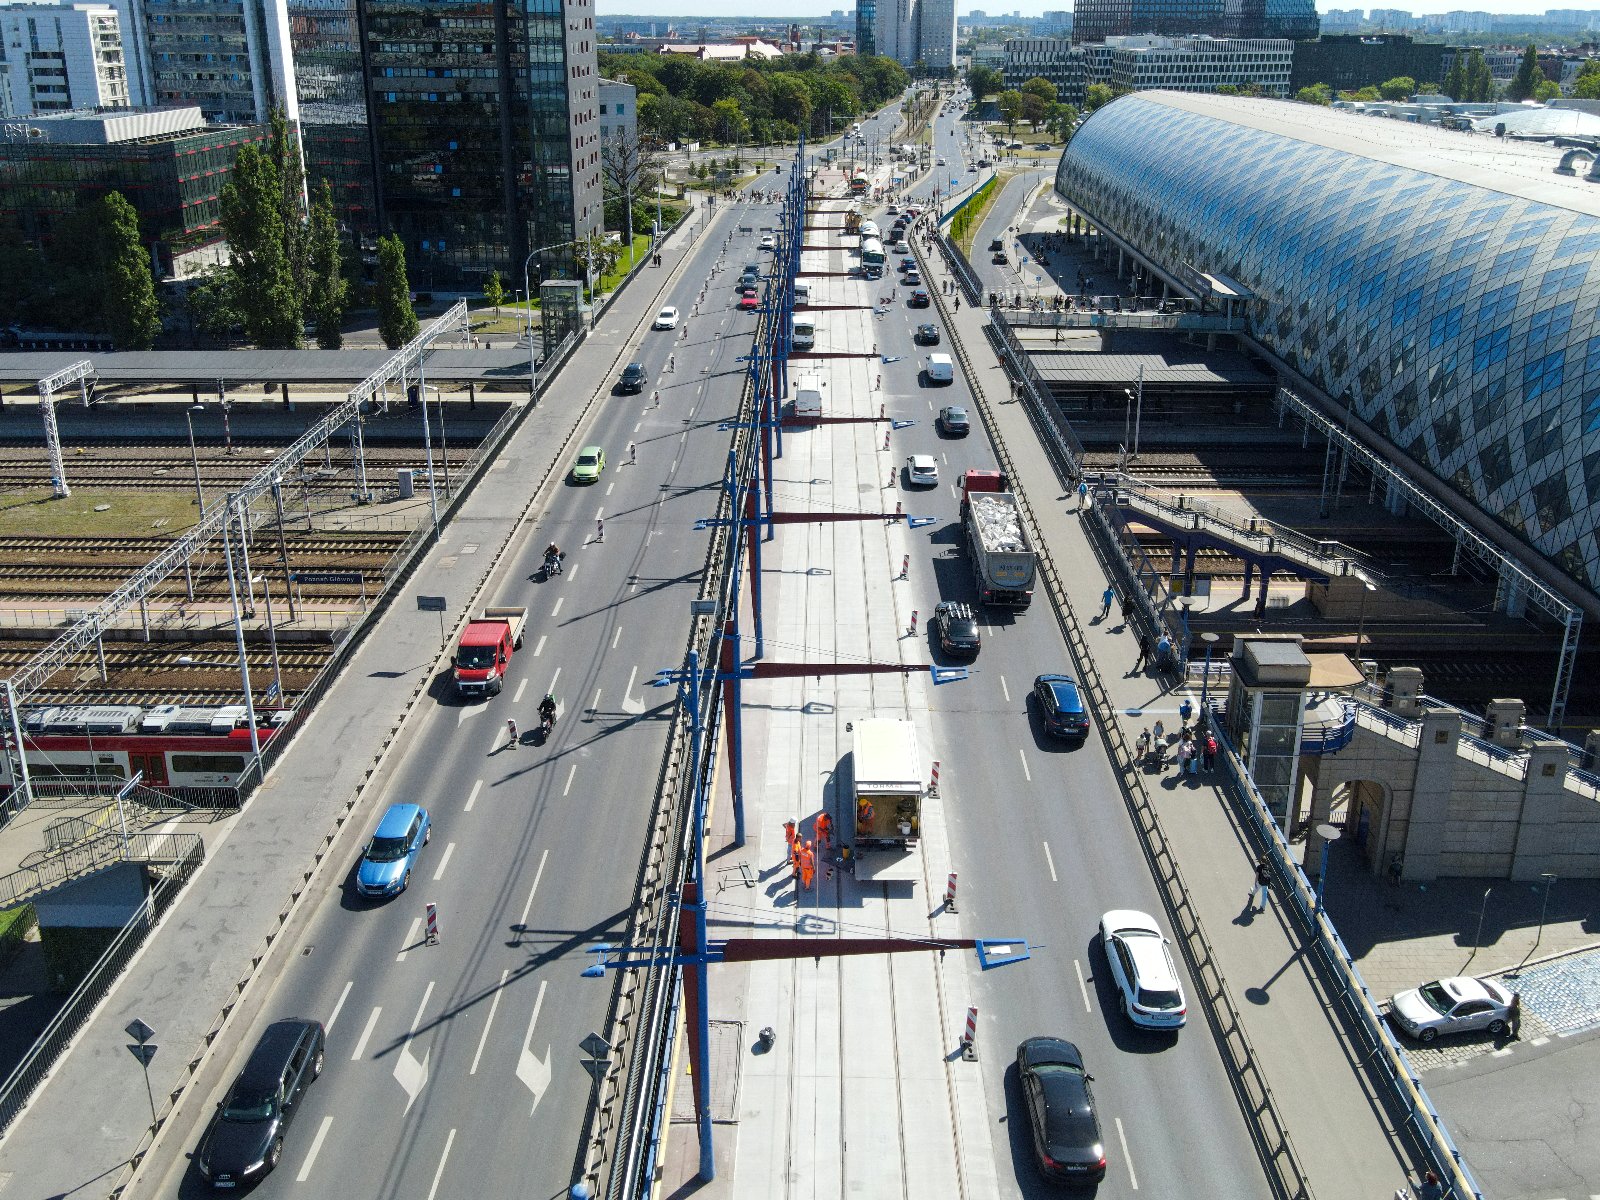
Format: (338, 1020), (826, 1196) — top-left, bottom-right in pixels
(1463, 886), (1494, 973)
(249, 573), (284, 704)
(1354, 579), (1378, 668)
(1517, 872), (1558, 970)
(1199, 631), (1220, 713)
(1122, 363), (1145, 461)
(1314, 821), (1341, 913)
(422, 385), (451, 498)
(184, 403), (206, 510)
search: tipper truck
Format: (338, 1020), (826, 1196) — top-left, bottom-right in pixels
(848, 717), (924, 882)
(961, 470), (1036, 608)
(451, 606), (528, 698)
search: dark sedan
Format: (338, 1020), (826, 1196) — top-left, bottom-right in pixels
(915, 323), (941, 345)
(196, 1019), (325, 1188)
(1034, 674), (1089, 738)
(937, 404), (969, 434)
(1017, 1037), (1107, 1183)
(933, 601), (980, 657)
(908, 289), (931, 308)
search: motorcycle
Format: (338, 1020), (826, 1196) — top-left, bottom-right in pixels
(539, 709), (556, 741)
(542, 551), (564, 580)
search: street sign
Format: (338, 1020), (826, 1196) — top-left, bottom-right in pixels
(579, 1032), (611, 1059)
(263, 681), (281, 704)
(127, 1044), (158, 1066)
(126, 1018), (155, 1044)
(416, 595), (448, 612)
(292, 571), (365, 585)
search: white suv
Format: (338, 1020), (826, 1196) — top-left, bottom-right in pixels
(1099, 910), (1187, 1030)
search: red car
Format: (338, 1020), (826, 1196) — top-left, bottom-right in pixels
(738, 293), (760, 311)
(908, 289), (931, 308)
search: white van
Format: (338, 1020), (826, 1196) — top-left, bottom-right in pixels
(924, 353), (954, 385)
(792, 315), (816, 351)
(792, 372), (825, 420)
(793, 280), (811, 306)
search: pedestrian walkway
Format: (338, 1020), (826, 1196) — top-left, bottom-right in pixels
(0, 198), (722, 1198)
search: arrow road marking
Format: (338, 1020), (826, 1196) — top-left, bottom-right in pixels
(621, 665), (643, 715)
(471, 969), (510, 1076)
(457, 703), (484, 727)
(517, 980), (552, 1114)
(393, 981), (434, 1113)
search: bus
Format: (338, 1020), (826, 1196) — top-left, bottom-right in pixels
(849, 174), (868, 195)
(861, 236), (886, 278)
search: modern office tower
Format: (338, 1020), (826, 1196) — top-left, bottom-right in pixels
(0, 1), (128, 115)
(1106, 34), (1293, 95)
(1003, 36), (1086, 101)
(134, 0), (296, 124)
(871, 0), (954, 69)
(917, 0), (955, 70)
(1223, 0), (1319, 38)
(286, 0), (373, 239)
(855, 0), (876, 55)
(1289, 35), (1450, 95)
(1073, 0), (1225, 42)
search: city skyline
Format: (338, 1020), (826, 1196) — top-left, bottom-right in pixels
(600, 1), (1587, 20)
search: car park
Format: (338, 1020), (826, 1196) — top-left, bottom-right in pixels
(908, 289), (931, 308)
(937, 404), (969, 434)
(618, 362), (647, 393)
(1387, 976), (1515, 1042)
(915, 323), (941, 345)
(195, 1019), (325, 1188)
(653, 306), (679, 330)
(1015, 1037), (1107, 1183)
(1099, 909), (1188, 1030)
(356, 803), (432, 897)
(905, 454), (939, 487)
(1034, 674), (1089, 739)
(571, 445), (606, 484)
(933, 601), (980, 656)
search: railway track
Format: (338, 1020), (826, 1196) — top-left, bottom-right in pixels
(0, 533), (406, 557)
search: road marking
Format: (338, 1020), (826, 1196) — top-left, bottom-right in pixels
(513, 678), (528, 704)
(551, 596), (564, 617)
(470, 968), (511, 1076)
(547, 668), (561, 694)
(999, 675), (1010, 703)
(1115, 1117), (1138, 1189)
(567, 562), (580, 583)
(424, 1128), (457, 1200)
(633, 421), (641, 433)
(397, 917), (422, 961)
(1074, 958), (1091, 1011)
(596, 507), (605, 520)
(533, 634), (547, 657)
(456, 702), (483, 727)
(326, 981), (353, 1034)
(465, 779), (483, 812)
(1043, 840), (1057, 881)
(611, 626), (623, 650)
(517, 980), (553, 1114)
(606, 482), (614, 495)
(351, 1006), (382, 1060)
(1019, 748), (1032, 782)
(518, 848), (549, 931)
(432, 842), (456, 882)
(591, 687), (602, 713)
(563, 765), (577, 797)
(394, 981), (434, 1113)
(621, 665), (644, 714)
(296, 1114), (335, 1182)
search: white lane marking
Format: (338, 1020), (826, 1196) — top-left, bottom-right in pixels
(465, 779), (483, 812)
(516, 849), (550, 939)
(596, 507), (605, 520)
(1043, 840), (1057, 882)
(567, 562), (580, 583)
(533, 634), (547, 657)
(591, 687), (602, 713)
(1019, 749), (1032, 782)
(563, 765), (577, 797)
(517, 980), (553, 1114)
(424, 1128), (457, 1200)
(611, 626), (623, 650)
(551, 596), (564, 617)
(393, 981), (434, 1113)
(432, 842), (456, 882)
(456, 703), (483, 727)
(513, 678), (528, 704)
(1000, 676), (1010, 703)
(546, 668), (561, 698)
(296, 1114), (335, 1182)
(1074, 958), (1092, 1012)
(606, 482), (614, 495)
(1115, 1116), (1138, 1189)
(633, 421), (641, 433)
(397, 917), (422, 961)
(948, 483), (958, 500)
(621, 665), (643, 715)
(326, 981), (353, 1034)
(351, 1006), (382, 1060)
(470, 968), (511, 1076)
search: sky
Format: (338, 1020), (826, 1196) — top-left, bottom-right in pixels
(604, 1), (1570, 20)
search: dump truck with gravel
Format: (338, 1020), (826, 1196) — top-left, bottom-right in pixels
(960, 470), (1035, 608)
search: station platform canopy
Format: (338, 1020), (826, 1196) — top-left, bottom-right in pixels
(1029, 347), (1273, 393)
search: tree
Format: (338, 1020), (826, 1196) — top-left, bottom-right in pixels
(1338, 85), (1381, 101)
(967, 65), (1003, 99)
(600, 128), (663, 267)
(306, 181), (348, 349)
(710, 97), (749, 145)
(997, 89), (1025, 133)
(1378, 75), (1416, 100)
(1442, 54), (1466, 100)
(1021, 89), (1050, 130)
(1020, 76), (1058, 107)
(218, 142), (303, 348)
(96, 192), (161, 349)
(1296, 82), (1333, 105)
(1575, 61), (1600, 99)
(1048, 102), (1080, 142)
(1085, 83), (1114, 111)
(375, 234), (418, 349)
(186, 266), (243, 342)
(483, 269), (505, 316)
(1508, 43), (1541, 101)
(577, 231), (619, 292)
(269, 108), (308, 298)
(1463, 49), (1495, 101)
(1535, 78), (1561, 101)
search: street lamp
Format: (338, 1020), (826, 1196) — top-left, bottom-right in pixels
(522, 238), (579, 402)
(184, 403), (206, 510)
(1354, 579), (1378, 669)
(422, 385), (451, 498)
(1516, 872), (1559, 970)
(249, 573), (284, 705)
(1314, 821), (1341, 913)
(1122, 363), (1145, 461)
(1199, 631), (1220, 714)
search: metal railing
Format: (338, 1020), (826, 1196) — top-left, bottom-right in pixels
(999, 307), (1242, 332)
(933, 231), (984, 305)
(0, 829), (200, 909)
(986, 309), (1084, 475)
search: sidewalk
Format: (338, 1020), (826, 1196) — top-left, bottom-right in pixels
(0, 197), (722, 1198)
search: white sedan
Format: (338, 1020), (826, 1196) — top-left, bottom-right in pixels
(759, 234), (775, 251)
(905, 455), (939, 487)
(1387, 976), (1515, 1042)
(653, 306), (679, 330)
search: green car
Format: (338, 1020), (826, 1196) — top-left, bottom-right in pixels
(572, 445), (606, 483)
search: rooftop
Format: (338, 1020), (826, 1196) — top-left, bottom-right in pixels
(1139, 90), (1600, 218)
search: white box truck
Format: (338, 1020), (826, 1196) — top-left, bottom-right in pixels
(848, 717), (924, 882)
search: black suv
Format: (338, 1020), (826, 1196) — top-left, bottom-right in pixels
(197, 1019), (325, 1188)
(934, 601), (980, 657)
(618, 362), (647, 393)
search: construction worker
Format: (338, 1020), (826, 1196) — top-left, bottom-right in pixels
(798, 840), (816, 889)
(783, 818), (798, 857)
(814, 811), (832, 851)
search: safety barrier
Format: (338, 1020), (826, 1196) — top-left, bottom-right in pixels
(985, 311), (1084, 475)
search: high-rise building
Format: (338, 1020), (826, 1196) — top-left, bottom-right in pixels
(134, 0), (297, 124)
(1224, 0), (1318, 38)
(1106, 34), (1293, 94)
(286, 0), (373, 238)
(856, 0), (876, 55)
(1074, 0), (1314, 42)
(917, 0), (955, 70)
(0, 1), (129, 116)
(1289, 34), (1450, 94)
(872, 0), (954, 70)
(1004, 35), (1086, 100)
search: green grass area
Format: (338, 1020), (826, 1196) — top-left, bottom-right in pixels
(0, 487), (204, 537)
(952, 171), (1010, 257)
(596, 232), (653, 295)
(0, 905), (35, 945)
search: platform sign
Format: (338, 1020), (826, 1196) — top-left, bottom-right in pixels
(293, 571), (365, 585)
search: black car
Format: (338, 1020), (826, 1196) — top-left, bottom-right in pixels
(993, 250), (1009, 264)
(1034, 674), (1090, 738)
(197, 1019), (325, 1188)
(937, 404), (969, 434)
(915, 323), (941, 346)
(618, 362), (647, 393)
(933, 601), (980, 657)
(908, 289), (931, 308)
(1017, 1037), (1107, 1183)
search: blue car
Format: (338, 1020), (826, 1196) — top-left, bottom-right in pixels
(1034, 675), (1090, 739)
(356, 803), (431, 898)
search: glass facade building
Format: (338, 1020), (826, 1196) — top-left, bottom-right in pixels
(287, 0), (376, 238)
(1055, 92), (1600, 594)
(1072, 0), (1315, 42)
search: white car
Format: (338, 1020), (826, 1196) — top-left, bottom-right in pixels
(653, 306), (679, 330)
(905, 455), (939, 487)
(759, 234), (775, 250)
(1099, 910), (1187, 1030)
(1387, 976), (1515, 1042)
(936, 157), (947, 166)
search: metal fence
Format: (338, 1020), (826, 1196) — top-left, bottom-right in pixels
(986, 310), (1084, 474)
(933, 232), (984, 306)
(0, 833), (203, 1137)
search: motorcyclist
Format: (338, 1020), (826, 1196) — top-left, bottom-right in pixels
(539, 693), (558, 729)
(543, 543), (564, 575)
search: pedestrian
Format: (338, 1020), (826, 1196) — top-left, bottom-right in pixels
(814, 811), (833, 851)
(1179, 697), (1194, 724)
(506, 718), (519, 748)
(1202, 732), (1217, 772)
(1177, 739), (1193, 775)
(1134, 631), (1151, 671)
(1416, 1170), (1444, 1200)
(1507, 991), (1522, 1039)
(628, 441), (637, 465)
(799, 840), (816, 889)
(1156, 633), (1173, 672)
(954, 295), (960, 311)
(1077, 479), (1089, 509)
(783, 818), (797, 857)
(1152, 718), (1166, 753)
(1251, 858), (1271, 912)
(596, 517), (605, 542)
(1135, 727), (1151, 764)
(1120, 594), (1134, 625)
(1100, 586), (1114, 619)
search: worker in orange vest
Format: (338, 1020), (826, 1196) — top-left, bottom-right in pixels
(814, 811), (832, 851)
(798, 840), (816, 890)
(783, 819), (797, 856)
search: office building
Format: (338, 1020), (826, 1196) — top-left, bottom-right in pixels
(1073, 0), (1315, 41)
(873, 0), (955, 70)
(1004, 35), (1086, 98)
(0, 1), (128, 115)
(135, 0), (297, 124)
(1107, 35), (1293, 95)
(1056, 91), (1600, 596)
(918, 0), (955, 70)
(856, 0), (876, 55)
(287, 0), (373, 238)
(598, 76), (635, 143)
(1290, 35), (1451, 94)
(0, 106), (267, 275)
(1224, 0), (1319, 37)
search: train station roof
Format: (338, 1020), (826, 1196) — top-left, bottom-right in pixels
(0, 349), (532, 385)
(1029, 347), (1272, 391)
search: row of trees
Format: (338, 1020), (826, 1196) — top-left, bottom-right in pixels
(994, 77), (1079, 140)
(600, 51), (910, 147)
(1297, 46), (1563, 106)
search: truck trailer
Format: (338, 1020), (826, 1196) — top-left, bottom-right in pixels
(961, 470), (1036, 607)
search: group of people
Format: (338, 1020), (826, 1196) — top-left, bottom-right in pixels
(782, 812), (832, 890)
(1134, 711), (1218, 775)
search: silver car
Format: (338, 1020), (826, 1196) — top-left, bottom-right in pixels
(1387, 976), (1515, 1042)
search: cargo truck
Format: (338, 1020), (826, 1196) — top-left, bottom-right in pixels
(451, 606), (528, 698)
(848, 717), (924, 882)
(961, 470), (1036, 608)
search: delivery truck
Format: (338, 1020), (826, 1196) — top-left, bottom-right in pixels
(961, 470), (1036, 607)
(451, 605), (529, 698)
(848, 717), (924, 882)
